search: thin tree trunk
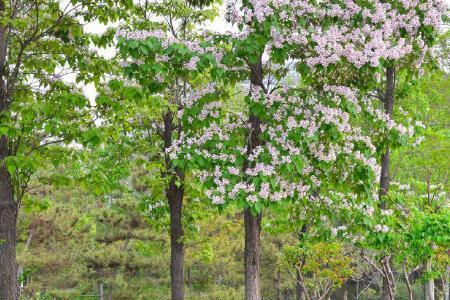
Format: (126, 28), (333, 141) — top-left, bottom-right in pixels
(296, 224), (309, 300)
(296, 269), (303, 300)
(437, 279), (445, 300)
(163, 111), (185, 300)
(17, 226), (34, 298)
(380, 67), (395, 300)
(403, 264), (414, 300)
(244, 208), (262, 300)
(0, 135), (18, 300)
(243, 54), (264, 300)
(99, 282), (104, 300)
(445, 266), (449, 300)
(381, 257), (395, 300)
(168, 178), (184, 300)
(379, 66), (395, 202)
(187, 267), (192, 293)
(276, 269), (281, 300)
(426, 259), (435, 300)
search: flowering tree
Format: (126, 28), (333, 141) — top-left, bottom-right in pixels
(115, 0), (446, 298)
(113, 1), (235, 298)
(238, 0), (446, 298)
(167, 1), (382, 298)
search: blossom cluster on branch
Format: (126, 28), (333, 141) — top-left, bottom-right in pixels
(226, 0), (446, 70)
(115, 0), (446, 224)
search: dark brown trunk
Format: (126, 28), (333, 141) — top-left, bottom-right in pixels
(0, 0), (7, 111)
(0, 136), (18, 300)
(379, 67), (395, 203)
(380, 67), (395, 300)
(445, 265), (449, 300)
(168, 176), (184, 300)
(243, 55), (264, 300)
(296, 269), (303, 300)
(0, 1), (19, 297)
(244, 208), (262, 300)
(163, 111), (185, 300)
(295, 224), (310, 300)
(381, 282), (391, 300)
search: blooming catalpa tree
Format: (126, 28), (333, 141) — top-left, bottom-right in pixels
(114, 2), (244, 298)
(224, 0), (446, 298)
(116, 0), (446, 299)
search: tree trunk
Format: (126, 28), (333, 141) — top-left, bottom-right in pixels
(381, 257), (395, 300)
(445, 266), (449, 300)
(187, 267), (192, 293)
(168, 179), (184, 300)
(0, 1), (18, 297)
(296, 269), (303, 300)
(99, 282), (104, 300)
(380, 67), (395, 300)
(242, 52), (264, 300)
(426, 259), (435, 300)
(162, 110), (186, 300)
(437, 279), (445, 300)
(403, 263), (414, 300)
(0, 135), (18, 300)
(379, 66), (395, 201)
(296, 224), (309, 300)
(381, 279), (392, 300)
(244, 208), (262, 300)
(276, 269), (281, 300)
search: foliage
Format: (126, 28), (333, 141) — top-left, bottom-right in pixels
(5, 1), (450, 300)
(280, 242), (354, 300)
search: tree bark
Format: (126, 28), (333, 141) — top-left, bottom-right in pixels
(244, 208), (262, 300)
(187, 267), (192, 293)
(403, 264), (414, 300)
(163, 111), (185, 300)
(0, 2), (18, 296)
(168, 176), (184, 300)
(445, 266), (449, 300)
(276, 269), (281, 300)
(296, 269), (303, 300)
(296, 224), (309, 300)
(99, 282), (104, 300)
(379, 67), (395, 202)
(0, 135), (18, 300)
(380, 67), (395, 300)
(426, 259), (435, 300)
(243, 54), (264, 300)
(381, 256), (395, 300)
